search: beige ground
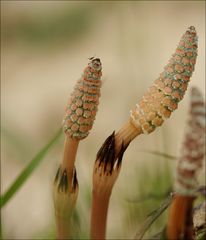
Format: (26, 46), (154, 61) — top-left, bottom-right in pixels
(1, 1), (205, 239)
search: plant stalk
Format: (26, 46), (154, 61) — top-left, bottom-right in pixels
(115, 121), (141, 156)
(90, 191), (110, 239)
(62, 136), (79, 183)
(56, 216), (71, 240)
(167, 195), (195, 240)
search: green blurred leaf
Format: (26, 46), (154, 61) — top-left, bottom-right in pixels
(150, 227), (167, 239)
(3, 5), (96, 49)
(123, 161), (172, 237)
(0, 128), (62, 208)
(126, 189), (172, 203)
(142, 150), (176, 160)
(197, 232), (206, 240)
(134, 196), (172, 240)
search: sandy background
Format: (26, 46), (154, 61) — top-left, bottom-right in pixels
(1, 1), (205, 239)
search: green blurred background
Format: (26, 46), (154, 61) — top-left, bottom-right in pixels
(1, 1), (205, 239)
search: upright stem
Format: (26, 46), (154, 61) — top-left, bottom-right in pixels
(56, 216), (71, 240)
(90, 191), (110, 239)
(54, 136), (79, 240)
(167, 195), (195, 240)
(62, 136), (79, 182)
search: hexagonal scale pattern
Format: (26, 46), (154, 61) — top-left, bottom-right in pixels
(63, 58), (102, 140)
(130, 26), (198, 134)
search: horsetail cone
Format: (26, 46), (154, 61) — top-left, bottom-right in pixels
(63, 58), (102, 140)
(130, 26), (198, 134)
(175, 87), (205, 196)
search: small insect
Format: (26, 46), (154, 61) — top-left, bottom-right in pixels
(63, 58), (102, 140)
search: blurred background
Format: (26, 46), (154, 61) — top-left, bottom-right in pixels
(1, 1), (205, 239)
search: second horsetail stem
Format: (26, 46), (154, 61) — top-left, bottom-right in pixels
(91, 27), (198, 240)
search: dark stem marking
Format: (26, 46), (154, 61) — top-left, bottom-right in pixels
(54, 166), (61, 184)
(72, 168), (78, 191)
(59, 170), (68, 193)
(96, 131), (130, 174)
(54, 166), (78, 193)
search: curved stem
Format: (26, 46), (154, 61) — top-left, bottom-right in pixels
(115, 121), (142, 156)
(90, 129), (132, 239)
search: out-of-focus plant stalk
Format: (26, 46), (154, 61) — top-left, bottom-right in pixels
(53, 58), (102, 239)
(167, 87), (205, 240)
(167, 195), (195, 240)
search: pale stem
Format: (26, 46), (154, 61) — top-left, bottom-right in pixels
(115, 121), (142, 155)
(62, 136), (79, 183)
(55, 136), (79, 240)
(56, 217), (71, 240)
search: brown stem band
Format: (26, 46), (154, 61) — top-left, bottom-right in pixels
(90, 192), (110, 239)
(167, 195), (195, 240)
